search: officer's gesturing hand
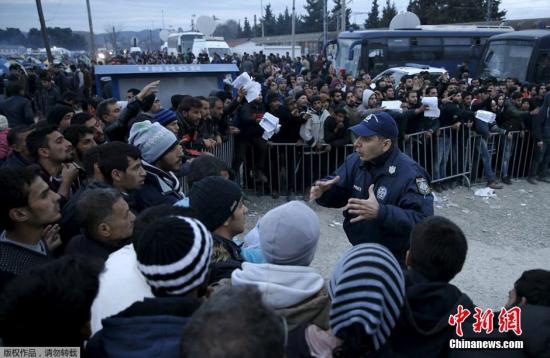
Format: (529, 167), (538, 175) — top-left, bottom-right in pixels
(345, 185), (380, 223)
(309, 176), (340, 202)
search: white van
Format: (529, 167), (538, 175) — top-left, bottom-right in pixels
(193, 38), (231, 61)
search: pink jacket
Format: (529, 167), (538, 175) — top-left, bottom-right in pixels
(0, 129), (11, 160)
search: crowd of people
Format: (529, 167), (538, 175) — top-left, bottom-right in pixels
(0, 49), (549, 357)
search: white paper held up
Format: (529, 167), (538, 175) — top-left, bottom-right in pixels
(381, 100), (403, 112)
(244, 81), (262, 103)
(475, 110), (496, 123)
(231, 72), (251, 89)
(421, 97), (440, 118)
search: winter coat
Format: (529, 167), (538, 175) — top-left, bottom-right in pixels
(87, 297), (202, 358)
(391, 269), (476, 357)
(231, 262), (329, 331)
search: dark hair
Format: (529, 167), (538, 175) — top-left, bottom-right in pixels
(0, 165), (42, 230)
(405, 90), (417, 99)
(62, 90), (79, 103)
(330, 89), (344, 98)
(511, 91), (523, 100)
(207, 96), (223, 109)
(26, 124), (58, 160)
(46, 105), (74, 128)
(63, 125), (94, 148)
(5, 82), (23, 97)
(97, 141), (141, 185)
(180, 286), (285, 358)
(187, 154), (231, 188)
(82, 145), (102, 179)
(7, 125), (33, 147)
(333, 322), (376, 358)
(96, 98), (117, 121)
(133, 204), (196, 246)
(71, 112), (93, 125)
(76, 188), (122, 239)
(0, 255), (102, 347)
(171, 94), (185, 110)
(310, 95), (322, 104)
(334, 108), (347, 116)
(178, 97), (203, 112)
(515, 269), (550, 307)
(409, 216), (467, 282)
(127, 88), (140, 96)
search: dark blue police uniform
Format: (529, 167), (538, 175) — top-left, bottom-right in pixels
(316, 112), (434, 263)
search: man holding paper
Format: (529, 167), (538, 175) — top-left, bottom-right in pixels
(309, 112), (434, 264)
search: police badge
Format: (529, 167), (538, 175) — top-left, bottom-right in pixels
(415, 177), (432, 195)
(376, 186), (388, 200)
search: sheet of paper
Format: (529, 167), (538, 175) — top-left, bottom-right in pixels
(421, 97), (440, 118)
(475, 110), (496, 123)
(231, 72), (251, 89)
(381, 100), (403, 112)
(260, 112), (279, 132)
(244, 81), (262, 103)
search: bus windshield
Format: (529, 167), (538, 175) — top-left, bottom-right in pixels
(479, 40), (535, 81)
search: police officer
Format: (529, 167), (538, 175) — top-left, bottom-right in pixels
(310, 112), (434, 264)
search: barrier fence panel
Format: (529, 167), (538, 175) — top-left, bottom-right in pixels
(199, 129), (537, 197)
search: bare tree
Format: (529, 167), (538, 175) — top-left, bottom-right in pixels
(104, 24), (124, 53)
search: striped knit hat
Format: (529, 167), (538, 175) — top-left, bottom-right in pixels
(154, 108), (177, 126)
(135, 216), (213, 296)
(329, 243), (405, 351)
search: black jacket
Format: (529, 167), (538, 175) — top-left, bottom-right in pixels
(391, 269), (475, 357)
(209, 233), (243, 284)
(1, 151), (32, 169)
(323, 116), (350, 147)
(65, 234), (131, 264)
(0, 95), (34, 127)
(532, 92), (550, 141)
(236, 101), (264, 139)
(272, 107), (305, 143)
(87, 297), (202, 358)
(134, 162), (184, 209)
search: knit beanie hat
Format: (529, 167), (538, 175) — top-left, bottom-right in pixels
(128, 120), (178, 164)
(135, 216), (213, 296)
(329, 243), (405, 351)
(154, 108), (177, 126)
(259, 201), (320, 266)
(189, 176), (243, 232)
(0, 115), (8, 130)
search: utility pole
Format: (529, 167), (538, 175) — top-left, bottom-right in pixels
(291, 0), (296, 58)
(112, 26), (117, 53)
(85, 0), (96, 59)
(341, 0), (347, 32)
(35, 0), (53, 64)
(261, 0), (265, 38)
(323, 0), (328, 49)
(486, 0), (493, 22)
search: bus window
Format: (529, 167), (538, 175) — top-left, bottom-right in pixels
(479, 40), (535, 82)
(534, 51), (550, 83)
(387, 38), (410, 61)
(410, 37), (442, 62)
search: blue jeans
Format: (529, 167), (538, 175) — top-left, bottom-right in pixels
(434, 131), (459, 180)
(501, 135), (515, 178)
(476, 137), (496, 182)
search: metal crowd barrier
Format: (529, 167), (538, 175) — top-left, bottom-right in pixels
(207, 129), (536, 197)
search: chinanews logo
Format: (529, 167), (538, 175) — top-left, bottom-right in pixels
(448, 305), (524, 351)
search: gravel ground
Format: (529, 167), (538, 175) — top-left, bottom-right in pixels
(241, 178), (550, 310)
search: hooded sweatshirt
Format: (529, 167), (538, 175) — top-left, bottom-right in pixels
(391, 269), (475, 357)
(231, 262), (329, 330)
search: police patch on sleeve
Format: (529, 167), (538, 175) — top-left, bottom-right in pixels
(415, 177), (432, 195)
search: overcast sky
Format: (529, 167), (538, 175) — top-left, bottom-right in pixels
(0, 0), (549, 32)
